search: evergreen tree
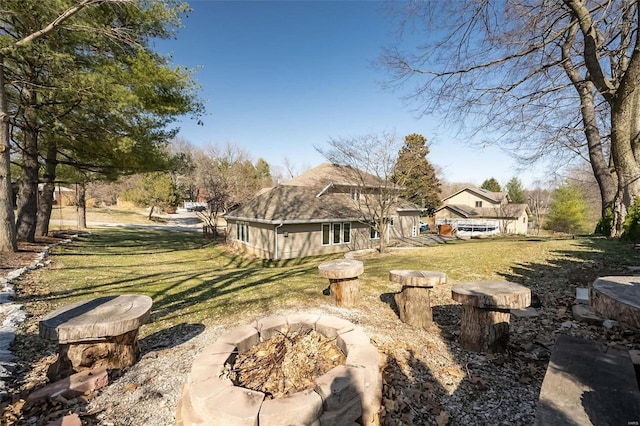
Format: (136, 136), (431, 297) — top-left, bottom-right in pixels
(480, 177), (501, 192)
(544, 183), (589, 235)
(506, 177), (526, 203)
(120, 172), (179, 219)
(393, 133), (441, 214)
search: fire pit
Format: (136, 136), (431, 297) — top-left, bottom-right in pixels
(176, 314), (383, 425)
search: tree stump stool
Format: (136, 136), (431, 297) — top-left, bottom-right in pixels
(591, 276), (640, 328)
(451, 281), (530, 353)
(318, 259), (364, 307)
(39, 294), (152, 380)
(390, 270), (447, 328)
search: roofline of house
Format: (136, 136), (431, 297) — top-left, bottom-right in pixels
(441, 186), (506, 204)
(223, 216), (365, 225)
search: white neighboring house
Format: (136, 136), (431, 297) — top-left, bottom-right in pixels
(434, 187), (530, 237)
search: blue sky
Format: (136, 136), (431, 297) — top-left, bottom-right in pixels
(156, 0), (546, 188)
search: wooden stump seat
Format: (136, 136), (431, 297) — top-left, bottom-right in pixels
(390, 270), (447, 328)
(451, 281), (531, 353)
(318, 259), (364, 307)
(39, 294), (152, 380)
(591, 276), (640, 328)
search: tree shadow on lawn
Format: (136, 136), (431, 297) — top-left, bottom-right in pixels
(51, 228), (215, 257)
(25, 256), (320, 328)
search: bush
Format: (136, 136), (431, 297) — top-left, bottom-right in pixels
(622, 197), (640, 243)
(594, 207), (613, 236)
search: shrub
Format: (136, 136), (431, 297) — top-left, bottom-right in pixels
(622, 197), (640, 243)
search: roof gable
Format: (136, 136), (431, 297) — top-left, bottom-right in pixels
(442, 187), (507, 204)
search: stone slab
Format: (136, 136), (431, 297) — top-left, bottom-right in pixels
(204, 386), (265, 425)
(218, 324), (260, 353)
(314, 365), (360, 411)
(572, 304), (603, 325)
(259, 389), (322, 425)
(336, 328), (371, 355)
(318, 395), (362, 426)
(255, 315), (288, 342)
(26, 368), (108, 406)
(575, 287), (589, 305)
(536, 335), (640, 425)
(315, 316), (355, 339)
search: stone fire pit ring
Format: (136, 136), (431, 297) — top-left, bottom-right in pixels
(177, 314), (383, 426)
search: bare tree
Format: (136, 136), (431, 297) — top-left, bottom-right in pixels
(527, 183), (553, 235)
(193, 142), (272, 236)
(316, 131), (406, 253)
(382, 1), (639, 236)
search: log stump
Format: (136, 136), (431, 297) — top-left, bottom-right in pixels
(390, 270), (447, 328)
(451, 281), (530, 353)
(591, 276), (640, 328)
(39, 295), (152, 380)
(318, 259), (364, 308)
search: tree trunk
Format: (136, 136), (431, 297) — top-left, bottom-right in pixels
(0, 54), (17, 252)
(581, 85), (617, 218)
(561, 26), (617, 221)
(394, 286), (433, 328)
(611, 85), (640, 237)
(77, 182), (87, 229)
(15, 89), (39, 242)
(329, 277), (359, 307)
(36, 143), (57, 237)
(459, 306), (511, 353)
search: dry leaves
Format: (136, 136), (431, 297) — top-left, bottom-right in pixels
(231, 328), (345, 399)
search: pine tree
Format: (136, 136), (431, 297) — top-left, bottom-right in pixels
(544, 183), (589, 235)
(506, 177), (526, 203)
(393, 133), (441, 214)
(480, 178), (501, 192)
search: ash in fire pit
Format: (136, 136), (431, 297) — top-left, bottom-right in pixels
(176, 314), (383, 426)
(229, 328), (346, 399)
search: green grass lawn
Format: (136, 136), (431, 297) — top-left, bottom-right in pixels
(32, 228), (639, 336)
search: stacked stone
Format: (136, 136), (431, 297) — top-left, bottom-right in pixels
(177, 314), (383, 426)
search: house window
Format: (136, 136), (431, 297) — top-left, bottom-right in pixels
(322, 222), (351, 245)
(333, 223), (341, 244)
(352, 189), (360, 201)
(343, 223), (351, 243)
(322, 223), (330, 245)
(475, 201), (482, 207)
(370, 225), (380, 240)
(236, 221), (249, 243)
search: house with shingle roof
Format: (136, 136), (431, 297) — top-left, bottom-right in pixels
(224, 163), (424, 260)
(434, 187), (530, 236)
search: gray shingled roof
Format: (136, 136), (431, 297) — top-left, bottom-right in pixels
(226, 163), (420, 223)
(442, 187), (508, 204)
(437, 203), (529, 219)
(283, 163), (396, 189)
